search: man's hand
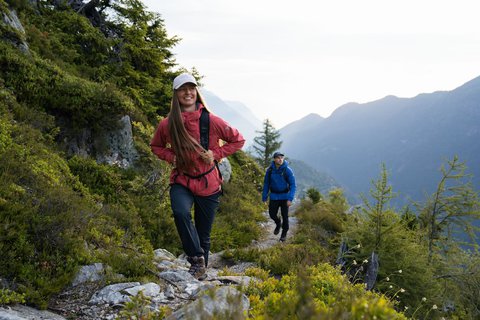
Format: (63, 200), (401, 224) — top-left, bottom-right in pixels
(287, 201), (292, 207)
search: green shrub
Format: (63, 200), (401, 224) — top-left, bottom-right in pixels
(245, 263), (406, 319)
(0, 289), (26, 305)
(0, 42), (132, 132)
(211, 152), (266, 251)
(306, 187), (322, 204)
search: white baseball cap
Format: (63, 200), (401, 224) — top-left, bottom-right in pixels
(173, 73), (198, 90)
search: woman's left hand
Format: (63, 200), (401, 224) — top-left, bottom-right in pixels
(200, 150), (214, 164)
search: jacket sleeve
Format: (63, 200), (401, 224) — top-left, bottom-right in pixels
(286, 167), (296, 202)
(210, 115), (245, 161)
(150, 121), (176, 164)
(262, 169), (270, 202)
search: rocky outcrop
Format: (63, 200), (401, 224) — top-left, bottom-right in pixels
(1, 7), (29, 53)
(0, 305), (66, 320)
(95, 115), (139, 169)
(65, 115), (139, 169)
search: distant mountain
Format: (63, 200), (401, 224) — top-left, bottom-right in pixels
(201, 90), (262, 146)
(281, 76), (480, 205)
(280, 113), (325, 148)
(287, 158), (345, 200)
(224, 100), (263, 129)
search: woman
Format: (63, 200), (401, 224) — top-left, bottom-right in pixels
(150, 73), (245, 280)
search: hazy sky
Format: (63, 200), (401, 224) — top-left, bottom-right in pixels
(143, 0), (480, 128)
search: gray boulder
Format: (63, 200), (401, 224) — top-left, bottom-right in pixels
(0, 305), (66, 320)
(89, 282), (141, 305)
(166, 286), (249, 320)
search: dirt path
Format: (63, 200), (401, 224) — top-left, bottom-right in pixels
(208, 203), (299, 273)
(250, 203), (298, 250)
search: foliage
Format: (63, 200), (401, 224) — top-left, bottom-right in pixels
(414, 157), (480, 319)
(211, 151), (266, 251)
(417, 156), (480, 261)
(117, 291), (171, 320)
(342, 165), (442, 318)
(252, 119), (282, 169)
(22, 0), (178, 122)
(296, 195), (345, 245)
(245, 263), (406, 319)
(306, 187), (321, 204)
(0, 289), (26, 305)
(0, 100), (157, 306)
(0, 42), (133, 132)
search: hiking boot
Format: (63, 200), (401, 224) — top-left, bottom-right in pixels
(279, 230), (288, 242)
(273, 221), (281, 235)
(187, 256), (206, 280)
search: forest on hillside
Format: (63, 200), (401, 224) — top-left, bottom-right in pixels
(1, 1), (480, 319)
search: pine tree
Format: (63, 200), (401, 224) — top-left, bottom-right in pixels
(417, 156), (480, 262)
(343, 164), (439, 314)
(252, 119), (282, 168)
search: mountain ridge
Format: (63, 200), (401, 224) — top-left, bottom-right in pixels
(281, 75), (480, 205)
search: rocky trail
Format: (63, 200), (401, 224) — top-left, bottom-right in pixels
(0, 208), (298, 320)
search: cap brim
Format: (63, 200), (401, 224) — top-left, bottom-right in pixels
(174, 81), (197, 90)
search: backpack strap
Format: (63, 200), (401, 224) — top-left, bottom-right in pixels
(199, 108), (209, 150)
(198, 107), (223, 183)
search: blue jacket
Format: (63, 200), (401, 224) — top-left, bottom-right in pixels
(262, 160), (296, 202)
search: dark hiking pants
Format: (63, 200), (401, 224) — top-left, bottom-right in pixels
(268, 199), (289, 232)
(170, 184), (221, 267)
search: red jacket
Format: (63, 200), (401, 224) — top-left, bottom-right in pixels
(150, 104), (245, 196)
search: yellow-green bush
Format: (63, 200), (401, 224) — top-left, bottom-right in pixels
(0, 289), (26, 305)
(245, 264), (406, 319)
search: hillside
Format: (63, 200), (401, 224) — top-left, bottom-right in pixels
(3, 2), (478, 319)
(281, 76), (480, 205)
(0, 0), (265, 308)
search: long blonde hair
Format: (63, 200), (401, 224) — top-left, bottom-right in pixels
(168, 88), (210, 171)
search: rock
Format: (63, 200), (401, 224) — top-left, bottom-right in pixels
(71, 263), (105, 287)
(0, 305), (66, 320)
(166, 286), (249, 320)
(365, 252), (379, 291)
(96, 115), (139, 169)
(88, 282), (140, 305)
(156, 260), (176, 271)
(159, 270), (194, 283)
(1, 9), (30, 53)
(213, 276), (252, 286)
(123, 283), (160, 298)
(154, 248), (177, 261)
(164, 285), (175, 300)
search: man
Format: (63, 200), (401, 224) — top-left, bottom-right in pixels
(262, 152), (296, 242)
